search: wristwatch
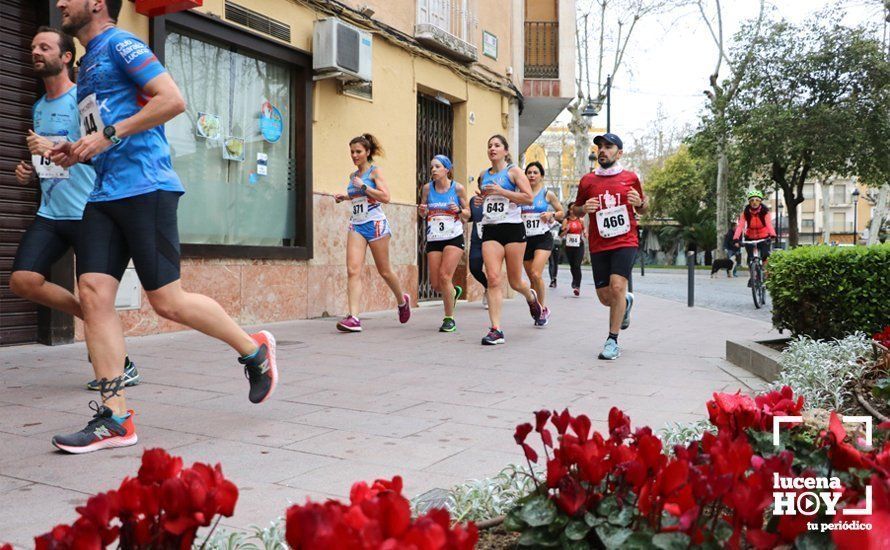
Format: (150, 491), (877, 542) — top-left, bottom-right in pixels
(361, 184), (368, 192)
(103, 125), (121, 145)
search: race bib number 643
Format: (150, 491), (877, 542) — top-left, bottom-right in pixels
(596, 204), (631, 238)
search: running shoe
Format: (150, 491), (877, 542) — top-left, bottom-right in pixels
(549, 280), (557, 288)
(239, 330), (278, 404)
(453, 285), (463, 302)
(621, 293), (634, 330)
(336, 315), (362, 332)
(536, 307), (551, 327)
(439, 317), (457, 333)
(598, 338), (620, 361)
(481, 328), (505, 345)
(747, 278), (754, 288)
(573, 288), (580, 297)
(52, 402), (137, 454)
(398, 293), (411, 324)
(527, 289), (543, 322)
(482, 291), (489, 310)
(87, 358), (140, 391)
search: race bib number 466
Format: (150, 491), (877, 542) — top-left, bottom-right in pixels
(78, 93), (106, 137)
(596, 204), (631, 238)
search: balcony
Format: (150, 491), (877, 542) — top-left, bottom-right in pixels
(415, 0), (478, 62)
(525, 22), (559, 78)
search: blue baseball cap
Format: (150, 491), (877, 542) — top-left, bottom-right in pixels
(593, 133), (623, 150)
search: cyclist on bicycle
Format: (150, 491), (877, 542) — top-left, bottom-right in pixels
(733, 190), (777, 286)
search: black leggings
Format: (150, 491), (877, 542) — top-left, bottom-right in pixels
(469, 252), (487, 289)
(549, 242), (560, 282)
(565, 245), (584, 289)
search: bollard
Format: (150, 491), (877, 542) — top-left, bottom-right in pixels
(687, 251), (695, 307)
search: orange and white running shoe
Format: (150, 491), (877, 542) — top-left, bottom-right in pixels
(52, 403), (137, 454)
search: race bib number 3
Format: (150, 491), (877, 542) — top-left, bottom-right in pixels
(483, 196), (509, 222)
(351, 197), (370, 223)
(566, 233), (581, 247)
(595, 204), (631, 238)
(32, 137), (68, 179)
(78, 93), (106, 137)
(428, 216), (451, 240)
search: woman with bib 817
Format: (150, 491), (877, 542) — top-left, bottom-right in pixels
(334, 134), (411, 332)
(418, 154), (469, 332)
(474, 135), (542, 345)
(520, 162), (564, 326)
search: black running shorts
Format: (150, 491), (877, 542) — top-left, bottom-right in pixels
(77, 190), (182, 291)
(590, 246), (637, 289)
(12, 215), (81, 277)
(425, 235), (465, 253)
(481, 223), (526, 245)
(523, 232), (554, 261)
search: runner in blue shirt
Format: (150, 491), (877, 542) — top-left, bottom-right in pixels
(49, 0), (279, 454)
(11, 27), (140, 390)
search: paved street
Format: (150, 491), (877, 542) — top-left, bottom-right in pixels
(0, 280), (775, 545)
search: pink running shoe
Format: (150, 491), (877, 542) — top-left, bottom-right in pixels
(337, 315), (362, 332)
(398, 293), (411, 324)
(527, 289), (543, 322)
(573, 288), (580, 297)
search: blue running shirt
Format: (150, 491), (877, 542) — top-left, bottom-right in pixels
(76, 28), (184, 201)
(33, 86), (95, 220)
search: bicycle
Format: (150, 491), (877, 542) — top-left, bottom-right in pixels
(741, 238), (770, 309)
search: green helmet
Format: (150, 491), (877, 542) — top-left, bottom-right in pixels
(747, 190), (764, 200)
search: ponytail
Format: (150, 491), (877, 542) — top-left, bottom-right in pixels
(350, 133), (385, 161)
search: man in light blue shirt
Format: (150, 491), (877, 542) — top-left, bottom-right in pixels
(11, 26), (139, 390)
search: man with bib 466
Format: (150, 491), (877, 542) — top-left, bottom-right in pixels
(572, 133), (648, 361)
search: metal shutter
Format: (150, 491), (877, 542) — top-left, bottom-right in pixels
(0, 0), (41, 345)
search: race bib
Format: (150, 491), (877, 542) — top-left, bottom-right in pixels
(522, 213), (547, 236)
(32, 137), (68, 179)
(351, 197), (370, 223)
(428, 216), (452, 240)
(566, 233), (581, 247)
(483, 195), (509, 222)
(595, 204), (631, 238)
(78, 93), (106, 137)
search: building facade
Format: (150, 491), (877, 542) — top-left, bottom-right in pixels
(0, 0), (575, 345)
(776, 179), (874, 245)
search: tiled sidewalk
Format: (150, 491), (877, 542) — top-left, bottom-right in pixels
(0, 278), (774, 545)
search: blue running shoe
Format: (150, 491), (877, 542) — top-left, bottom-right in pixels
(598, 338), (620, 360)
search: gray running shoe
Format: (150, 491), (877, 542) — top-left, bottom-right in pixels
(598, 338), (620, 360)
(87, 359), (141, 391)
(621, 293), (634, 330)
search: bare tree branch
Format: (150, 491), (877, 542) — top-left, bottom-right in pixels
(725, 0), (766, 97)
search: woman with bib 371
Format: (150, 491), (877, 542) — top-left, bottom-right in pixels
(418, 154), (470, 332)
(521, 162), (564, 327)
(334, 134), (411, 332)
(474, 135), (543, 345)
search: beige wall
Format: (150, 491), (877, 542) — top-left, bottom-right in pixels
(475, 0), (514, 76)
(526, 0), (557, 21)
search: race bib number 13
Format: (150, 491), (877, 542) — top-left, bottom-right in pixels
(78, 93), (106, 137)
(595, 204), (631, 238)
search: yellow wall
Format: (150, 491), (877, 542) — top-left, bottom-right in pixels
(526, 0), (557, 21)
(475, 0), (514, 75)
(110, 1), (513, 206)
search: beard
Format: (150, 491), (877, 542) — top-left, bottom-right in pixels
(598, 157), (615, 169)
(34, 59), (64, 77)
(61, 4), (92, 36)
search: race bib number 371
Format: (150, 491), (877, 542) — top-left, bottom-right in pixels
(596, 204), (631, 238)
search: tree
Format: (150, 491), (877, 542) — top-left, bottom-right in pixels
(644, 145), (709, 218)
(728, 12), (890, 246)
(861, 0), (890, 245)
(696, 0), (766, 259)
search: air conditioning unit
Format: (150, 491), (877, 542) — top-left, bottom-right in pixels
(313, 18), (372, 81)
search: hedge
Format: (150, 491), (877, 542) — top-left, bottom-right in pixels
(765, 243), (890, 340)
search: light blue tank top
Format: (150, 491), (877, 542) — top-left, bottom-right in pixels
(521, 187), (549, 214)
(426, 180), (463, 241)
(346, 165), (385, 223)
(479, 163), (521, 224)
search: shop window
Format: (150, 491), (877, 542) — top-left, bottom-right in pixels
(164, 30), (295, 246)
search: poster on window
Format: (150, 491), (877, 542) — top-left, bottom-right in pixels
(195, 112), (221, 140)
(259, 101), (283, 143)
(223, 137), (245, 162)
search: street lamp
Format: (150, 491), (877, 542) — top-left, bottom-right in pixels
(581, 74), (612, 132)
(852, 187), (860, 244)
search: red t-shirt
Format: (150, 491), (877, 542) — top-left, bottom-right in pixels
(573, 170), (644, 253)
(565, 219), (584, 234)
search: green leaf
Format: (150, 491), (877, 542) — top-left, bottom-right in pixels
(585, 512), (605, 528)
(517, 528), (559, 547)
(613, 506), (635, 527)
(594, 524), (633, 550)
(597, 495), (619, 517)
(794, 531), (835, 550)
(564, 519), (592, 541)
(621, 531), (659, 549)
(652, 532), (691, 550)
(503, 510), (526, 532)
(519, 495), (558, 527)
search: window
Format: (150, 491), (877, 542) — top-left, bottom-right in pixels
(152, 10), (312, 259)
(833, 184), (847, 205)
(802, 184), (815, 199)
(801, 218), (815, 229)
(833, 212), (846, 231)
